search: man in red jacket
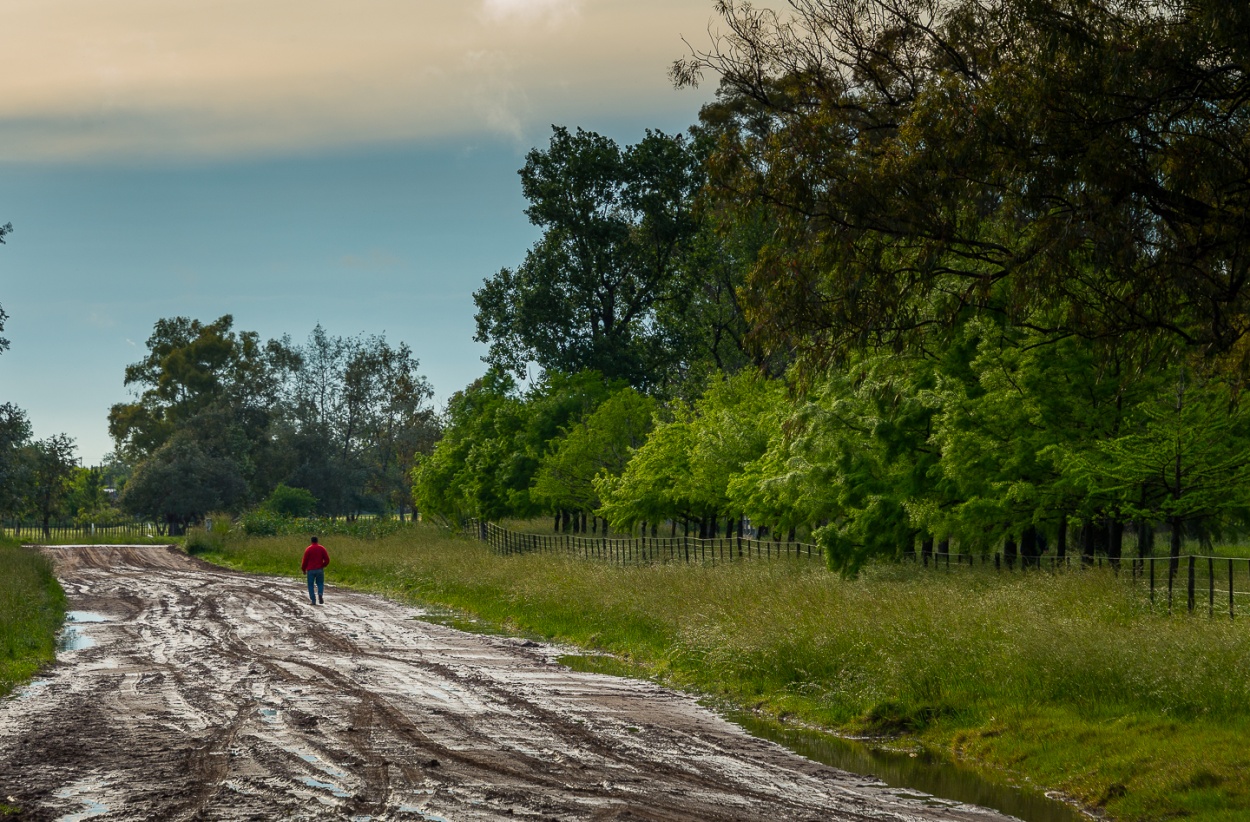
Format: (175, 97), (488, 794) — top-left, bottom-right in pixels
(301, 536), (330, 605)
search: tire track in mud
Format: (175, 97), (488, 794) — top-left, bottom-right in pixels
(0, 546), (1017, 821)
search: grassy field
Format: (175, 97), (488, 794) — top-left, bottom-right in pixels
(0, 538), (66, 698)
(198, 525), (1250, 821)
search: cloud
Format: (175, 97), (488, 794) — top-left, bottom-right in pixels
(0, 0), (715, 160)
(479, 0), (581, 25)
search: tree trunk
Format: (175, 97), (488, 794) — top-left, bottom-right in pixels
(1169, 516), (1183, 577)
(725, 517), (734, 539)
(921, 535), (934, 564)
(553, 512), (561, 532)
(1108, 518), (1123, 568)
(562, 510), (571, 533)
(1137, 520), (1154, 558)
(1004, 535), (1018, 569)
(787, 526), (796, 542)
(938, 537), (950, 556)
(1056, 513), (1067, 560)
(1081, 521), (1095, 565)
(651, 521), (659, 538)
(1021, 526), (1038, 568)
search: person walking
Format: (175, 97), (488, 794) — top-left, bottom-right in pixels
(301, 536), (330, 605)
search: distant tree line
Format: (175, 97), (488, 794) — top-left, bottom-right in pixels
(108, 316), (438, 534)
(415, 0), (1250, 574)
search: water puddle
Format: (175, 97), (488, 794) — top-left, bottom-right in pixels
(58, 612), (111, 653)
(398, 806), (450, 822)
(300, 776), (351, 798)
(728, 712), (1088, 822)
(66, 611), (109, 623)
(53, 779), (111, 822)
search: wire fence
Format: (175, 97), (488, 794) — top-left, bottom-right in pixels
(473, 521), (1250, 619)
(3, 521), (164, 541)
(470, 520), (823, 566)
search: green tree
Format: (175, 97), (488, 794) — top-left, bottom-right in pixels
(0, 404), (32, 520)
(676, 0), (1250, 368)
(1062, 375), (1250, 571)
(532, 387), (657, 519)
(24, 435), (77, 538)
(474, 127), (704, 387)
(263, 483), (318, 518)
(120, 437), (248, 535)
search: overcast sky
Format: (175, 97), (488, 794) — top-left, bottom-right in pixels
(0, 0), (729, 463)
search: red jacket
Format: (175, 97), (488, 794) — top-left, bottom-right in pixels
(301, 543), (330, 572)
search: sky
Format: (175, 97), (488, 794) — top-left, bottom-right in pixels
(0, 0), (730, 463)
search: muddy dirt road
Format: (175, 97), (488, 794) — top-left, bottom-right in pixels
(0, 546), (1017, 821)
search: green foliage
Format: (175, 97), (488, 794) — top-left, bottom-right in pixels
(108, 316), (437, 529)
(598, 372), (785, 531)
(532, 387), (656, 514)
(121, 437), (248, 534)
(412, 369), (617, 522)
(678, 0), (1250, 365)
(262, 483), (318, 518)
(239, 510), (406, 539)
(474, 127), (707, 388)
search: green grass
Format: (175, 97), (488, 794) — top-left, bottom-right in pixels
(201, 525), (1250, 821)
(0, 538), (66, 698)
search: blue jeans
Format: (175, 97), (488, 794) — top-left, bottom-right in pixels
(306, 569), (324, 603)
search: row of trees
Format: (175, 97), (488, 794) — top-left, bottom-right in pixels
(108, 316), (438, 533)
(415, 0), (1250, 574)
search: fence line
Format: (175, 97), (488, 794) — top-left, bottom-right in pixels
(469, 520), (823, 567)
(473, 522), (1250, 620)
(4, 521), (162, 541)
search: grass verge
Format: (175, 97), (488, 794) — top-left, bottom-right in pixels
(200, 525), (1250, 821)
(0, 537), (66, 698)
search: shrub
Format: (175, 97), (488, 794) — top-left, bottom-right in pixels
(263, 484), (318, 518)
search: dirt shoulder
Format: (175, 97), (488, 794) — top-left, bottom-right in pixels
(0, 545), (1014, 821)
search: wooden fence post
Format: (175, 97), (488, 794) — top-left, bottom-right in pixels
(1188, 555), (1196, 613)
(1209, 556), (1215, 618)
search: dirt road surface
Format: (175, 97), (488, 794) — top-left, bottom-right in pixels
(0, 546), (1018, 821)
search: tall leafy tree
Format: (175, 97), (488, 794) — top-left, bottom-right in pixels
(25, 434), (78, 538)
(474, 127), (705, 388)
(675, 0), (1250, 369)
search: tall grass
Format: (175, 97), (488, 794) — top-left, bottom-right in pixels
(0, 539), (66, 697)
(204, 526), (1250, 820)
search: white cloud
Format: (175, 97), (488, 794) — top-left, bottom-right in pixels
(479, 0), (581, 25)
(0, 0), (715, 160)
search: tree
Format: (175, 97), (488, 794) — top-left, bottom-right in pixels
(1062, 375), (1250, 572)
(0, 403), (32, 520)
(675, 0), (1250, 370)
(25, 435), (77, 538)
(108, 315), (296, 464)
(474, 127), (705, 388)
(120, 437), (248, 535)
(284, 325), (436, 517)
(263, 483), (318, 518)
(532, 387), (657, 519)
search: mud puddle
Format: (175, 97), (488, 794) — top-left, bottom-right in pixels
(57, 611), (111, 652)
(1, 545), (1023, 820)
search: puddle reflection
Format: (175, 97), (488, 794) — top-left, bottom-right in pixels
(728, 712), (1088, 822)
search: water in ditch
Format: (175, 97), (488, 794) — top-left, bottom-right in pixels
(727, 711), (1089, 822)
